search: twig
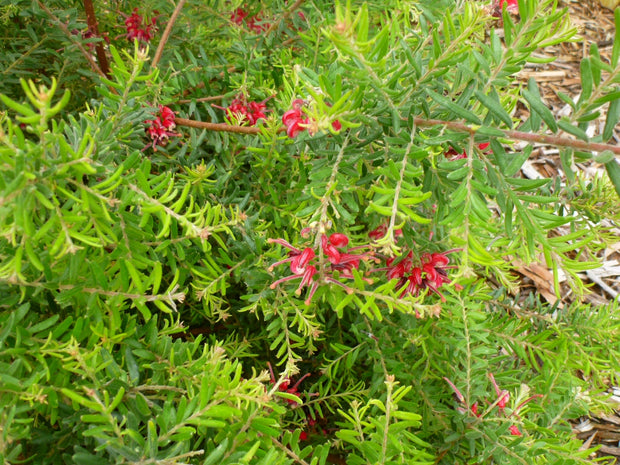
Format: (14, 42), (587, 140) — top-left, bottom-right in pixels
(152, 0), (186, 68)
(82, 0), (110, 78)
(37, 1), (109, 81)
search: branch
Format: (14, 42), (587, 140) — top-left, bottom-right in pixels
(175, 115), (620, 157)
(37, 1), (109, 81)
(177, 94), (226, 104)
(412, 117), (620, 155)
(152, 0), (186, 68)
(82, 0), (110, 78)
(175, 117), (284, 135)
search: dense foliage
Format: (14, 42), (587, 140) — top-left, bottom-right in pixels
(1, 0), (619, 464)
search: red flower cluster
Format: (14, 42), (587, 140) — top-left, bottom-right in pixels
(269, 226), (461, 310)
(282, 99), (342, 138)
(373, 249), (459, 302)
(125, 8), (158, 43)
(214, 95), (270, 126)
(144, 105), (180, 151)
(268, 232), (369, 305)
(445, 142), (490, 161)
(444, 374), (543, 437)
(492, 0), (519, 17)
(231, 7), (268, 33)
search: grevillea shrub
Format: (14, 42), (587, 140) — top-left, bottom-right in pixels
(1, 0), (619, 464)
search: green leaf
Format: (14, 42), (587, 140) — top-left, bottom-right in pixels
(522, 86), (558, 133)
(475, 90), (513, 128)
(557, 118), (588, 141)
(594, 151), (615, 164)
(28, 315), (60, 336)
(203, 439), (229, 465)
(427, 89), (481, 124)
(605, 159), (620, 197)
(603, 96), (620, 142)
(578, 58), (593, 106)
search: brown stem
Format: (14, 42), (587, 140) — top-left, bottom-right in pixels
(177, 94), (227, 104)
(175, 117), (285, 135)
(412, 118), (620, 155)
(38, 1), (110, 82)
(82, 0), (110, 78)
(152, 0), (186, 68)
(175, 115), (620, 156)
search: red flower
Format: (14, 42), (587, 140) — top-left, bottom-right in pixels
(268, 362), (311, 406)
(144, 105), (180, 151)
(445, 142), (491, 160)
(489, 373), (510, 414)
(328, 233), (349, 248)
(509, 425), (522, 436)
(231, 8), (249, 25)
(290, 248), (315, 274)
(268, 232), (370, 304)
(368, 224), (403, 241)
(282, 100), (310, 138)
(217, 96), (267, 126)
(373, 249), (458, 302)
(124, 8), (158, 43)
(231, 7), (269, 33)
(214, 95), (271, 126)
(492, 0), (519, 17)
(282, 99), (342, 138)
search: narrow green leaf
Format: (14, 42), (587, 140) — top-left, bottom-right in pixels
(475, 90), (513, 128)
(578, 58), (593, 106)
(594, 150), (615, 164)
(427, 89), (481, 124)
(605, 159), (620, 197)
(28, 315), (60, 336)
(557, 119), (588, 141)
(203, 438), (229, 465)
(0, 94), (37, 117)
(603, 97), (620, 141)
(522, 87), (557, 133)
(612, 8), (620, 66)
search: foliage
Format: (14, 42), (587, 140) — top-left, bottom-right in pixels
(1, 0), (619, 464)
